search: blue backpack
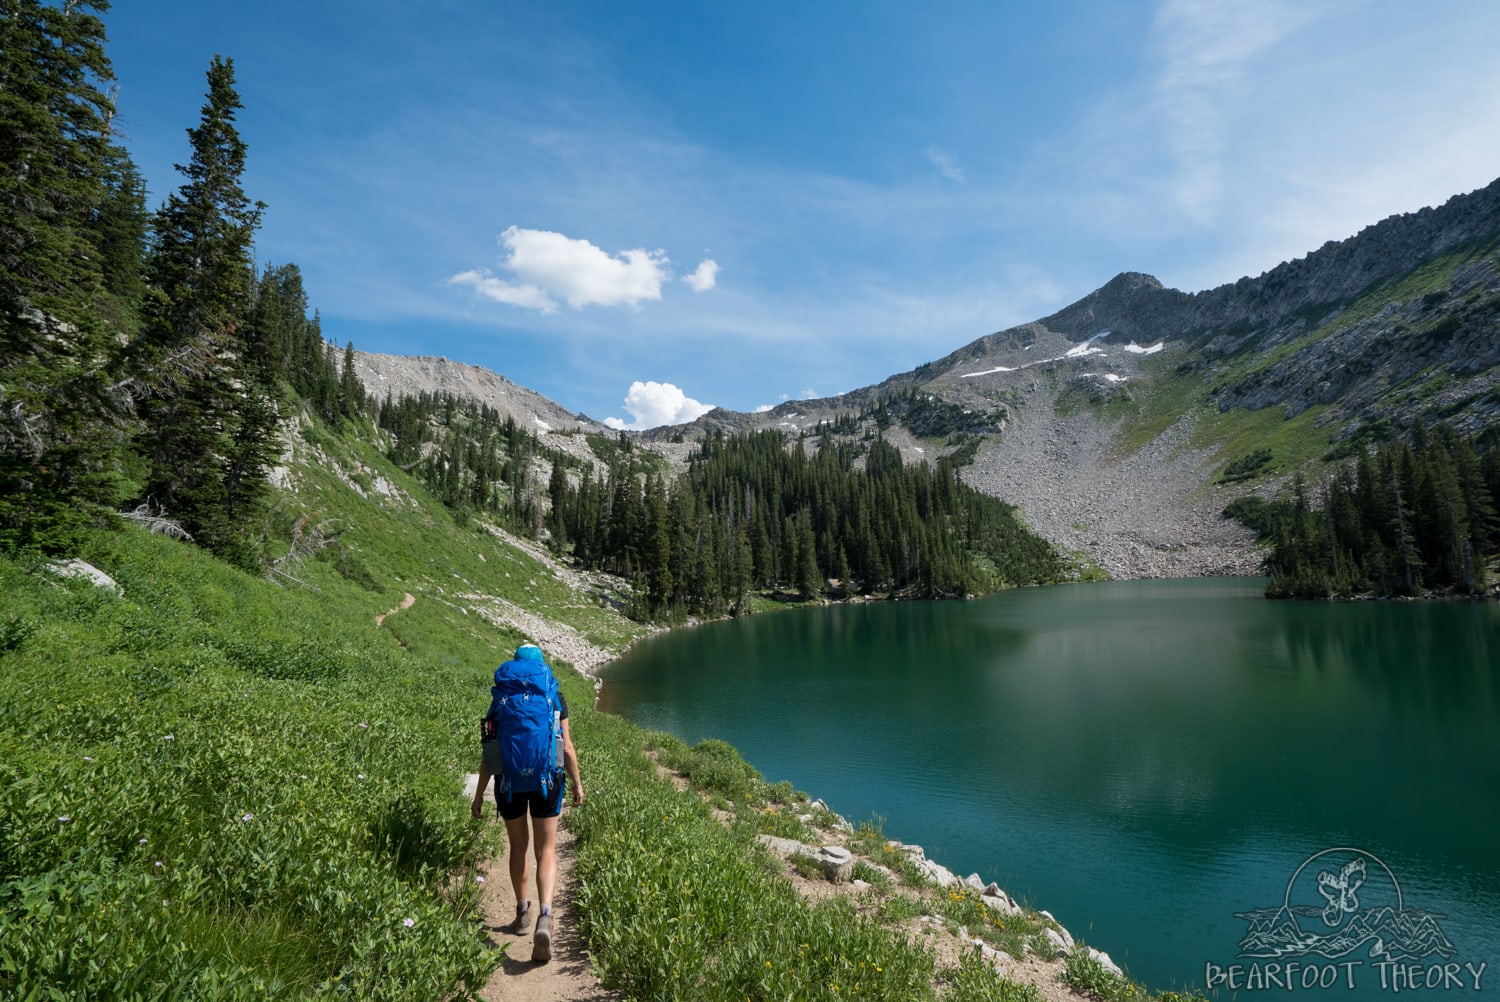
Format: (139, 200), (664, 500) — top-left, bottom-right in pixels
(485, 644), (563, 801)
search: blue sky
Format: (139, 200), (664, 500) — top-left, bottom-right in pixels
(105, 1), (1500, 428)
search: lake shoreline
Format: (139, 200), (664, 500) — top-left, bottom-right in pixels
(581, 577), (1500, 993)
(571, 602), (1131, 995)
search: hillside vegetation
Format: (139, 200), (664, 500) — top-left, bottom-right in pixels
(2, 408), (1167, 1001)
(0, 406), (624, 996)
(373, 391), (1072, 621)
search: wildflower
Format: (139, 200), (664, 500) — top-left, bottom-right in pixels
(155, 861), (164, 868)
(139, 838), (148, 845)
(402, 918), (415, 928)
(357, 773), (365, 780)
(475, 876), (485, 884)
(241, 813), (254, 822)
(300, 774), (308, 780)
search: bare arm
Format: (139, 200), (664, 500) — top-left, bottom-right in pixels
(561, 717), (584, 806)
(470, 756), (492, 819)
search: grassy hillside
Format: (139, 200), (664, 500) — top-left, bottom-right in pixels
(1, 411), (1191, 1001)
(0, 409), (634, 997)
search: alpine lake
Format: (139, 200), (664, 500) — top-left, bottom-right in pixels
(597, 578), (1500, 999)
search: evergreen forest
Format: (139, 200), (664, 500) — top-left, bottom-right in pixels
(376, 390), (1070, 620)
(1, 0), (363, 567)
(1225, 423), (1500, 598)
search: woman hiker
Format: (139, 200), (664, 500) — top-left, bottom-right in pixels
(471, 643), (585, 963)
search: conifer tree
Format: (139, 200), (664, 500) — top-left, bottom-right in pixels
(0, 0), (136, 550)
(132, 55), (270, 565)
(339, 341), (364, 419)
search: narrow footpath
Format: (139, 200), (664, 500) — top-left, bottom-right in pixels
(467, 778), (620, 1001)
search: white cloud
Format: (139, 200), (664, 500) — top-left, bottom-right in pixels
(446, 268), (555, 312)
(925, 147), (966, 183)
(1150, 0), (1315, 222)
(450, 226), (670, 312)
(682, 258), (719, 292)
(603, 380), (715, 430)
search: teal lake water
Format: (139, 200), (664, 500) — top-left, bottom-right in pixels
(598, 578), (1500, 997)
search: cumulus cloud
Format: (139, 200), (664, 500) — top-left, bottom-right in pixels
(682, 258), (720, 292)
(447, 268), (554, 311)
(449, 226), (670, 312)
(603, 381), (715, 431)
(924, 146), (966, 183)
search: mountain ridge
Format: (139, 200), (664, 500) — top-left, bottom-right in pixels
(356, 176), (1500, 579)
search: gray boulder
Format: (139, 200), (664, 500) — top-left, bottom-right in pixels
(47, 559), (122, 597)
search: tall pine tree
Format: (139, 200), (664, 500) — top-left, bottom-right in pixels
(0, 0), (138, 550)
(131, 54), (272, 567)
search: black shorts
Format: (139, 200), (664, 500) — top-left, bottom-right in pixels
(496, 775), (566, 820)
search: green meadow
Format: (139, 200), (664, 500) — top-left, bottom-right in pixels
(1, 414), (1193, 1001)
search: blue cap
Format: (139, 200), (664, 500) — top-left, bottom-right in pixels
(515, 644), (544, 661)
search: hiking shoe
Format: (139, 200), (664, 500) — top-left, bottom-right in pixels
(532, 909), (552, 963)
(509, 900), (532, 935)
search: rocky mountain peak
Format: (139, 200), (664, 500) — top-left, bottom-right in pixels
(1036, 270), (1188, 344)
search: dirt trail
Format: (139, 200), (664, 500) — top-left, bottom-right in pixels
(374, 592), (415, 627)
(472, 804), (619, 1001)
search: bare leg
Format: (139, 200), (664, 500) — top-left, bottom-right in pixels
(532, 815), (559, 908)
(504, 815), (530, 907)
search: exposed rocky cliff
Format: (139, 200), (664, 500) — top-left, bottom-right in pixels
(351, 350), (611, 464)
(1034, 177), (1500, 344)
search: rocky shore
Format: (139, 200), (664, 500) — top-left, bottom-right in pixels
(756, 822), (1124, 981)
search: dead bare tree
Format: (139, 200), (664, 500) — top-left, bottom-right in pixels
(120, 498), (193, 541)
(266, 513), (336, 589)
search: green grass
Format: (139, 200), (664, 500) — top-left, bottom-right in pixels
(1190, 402), (1336, 488)
(941, 950), (1044, 1001)
(569, 710), (940, 1000)
(3, 406), (1221, 1000)
(0, 412), (648, 999)
(0, 530), (497, 998)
